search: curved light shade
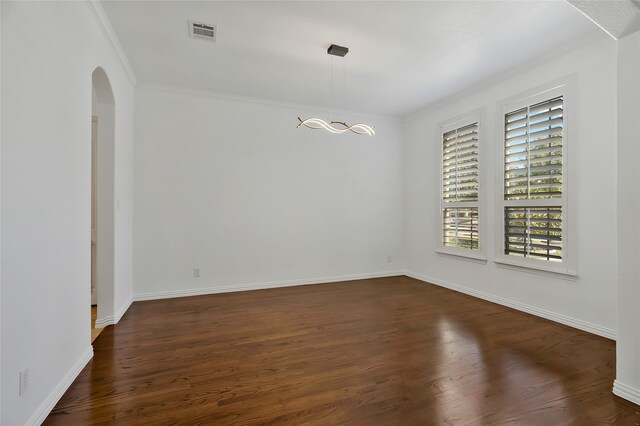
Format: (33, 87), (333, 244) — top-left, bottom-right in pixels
(297, 117), (375, 136)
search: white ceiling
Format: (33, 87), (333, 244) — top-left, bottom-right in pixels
(102, 1), (601, 117)
(568, 0), (640, 39)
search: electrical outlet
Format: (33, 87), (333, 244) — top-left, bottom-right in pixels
(387, 255), (392, 263)
(19, 368), (29, 396)
(193, 267), (200, 278)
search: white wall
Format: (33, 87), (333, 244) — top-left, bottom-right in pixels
(0, 2), (3, 419)
(403, 36), (619, 338)
(133, 85), (403, 298)
(0, 2), (134, 424)
(615, 29), (640, 405)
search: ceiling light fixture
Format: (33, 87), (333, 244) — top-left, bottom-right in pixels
(297, 44), (375, 136)
(297, 117), (375, 135)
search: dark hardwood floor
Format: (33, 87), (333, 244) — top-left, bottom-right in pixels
(46, 276), (640, 425)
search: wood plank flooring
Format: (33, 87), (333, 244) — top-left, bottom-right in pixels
(46, 276), (640, 425)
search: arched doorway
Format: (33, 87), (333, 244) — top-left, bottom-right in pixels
(91, 67), (116, 339)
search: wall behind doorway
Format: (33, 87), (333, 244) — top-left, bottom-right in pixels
(1, 2), (135, 425)
(133, 85), (404, 299)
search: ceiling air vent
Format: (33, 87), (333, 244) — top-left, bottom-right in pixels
(189, 21), (217, 42)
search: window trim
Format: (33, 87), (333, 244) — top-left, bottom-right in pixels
(436, 109), (486, 260)
(493, 79), (576, 276)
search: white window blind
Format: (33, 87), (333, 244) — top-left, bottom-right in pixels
(442, 122), (479, 250)
(503, 96), (563, 261)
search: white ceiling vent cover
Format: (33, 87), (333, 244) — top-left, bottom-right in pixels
(189, 21), (217, 42)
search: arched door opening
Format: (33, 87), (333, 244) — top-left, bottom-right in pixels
(91, 67), (116, 343)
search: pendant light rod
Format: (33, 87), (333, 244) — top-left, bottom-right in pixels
(297, 43), (374, 136)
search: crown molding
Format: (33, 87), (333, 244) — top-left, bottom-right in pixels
(404, 28), (608, 122)
(137, 83), (402, 122)
(85, 1), (137, 85)
(567, 0), (640, 40)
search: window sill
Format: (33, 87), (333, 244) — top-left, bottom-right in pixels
(493, 258), (577, 281)
(435, 249), (487, 264)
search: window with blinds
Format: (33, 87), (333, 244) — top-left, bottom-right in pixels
(504, 207), (562, 260)
(443, 207), (478, 249)
(502, 96), (564, 262)
(441, 121), (479, 251)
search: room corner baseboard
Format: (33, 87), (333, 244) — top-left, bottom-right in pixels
(115, 294), (134, 323)
(133, 270), (404, 302)
(93, 316), (114, 329)
(27, 346), (93, 426)
(613, 380), (640, 405)
(403, 270), (616, 341)
(94, 294), (134, 328)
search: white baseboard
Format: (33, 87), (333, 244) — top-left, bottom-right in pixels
(93, 316), (112, 328)
(94, 294), (134, 328)
(613, 380), (640, 406)
(27, 346), (93, 426)
(134, 270), (404, 301)
(115, 294), (134, 323)
(404, 270), (616, 340)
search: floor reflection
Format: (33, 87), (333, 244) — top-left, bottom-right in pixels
(45, 277), (639, 425)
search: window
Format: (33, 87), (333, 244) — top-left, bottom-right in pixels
(439, 114), (482, 258)
(497, 85), (573, 274)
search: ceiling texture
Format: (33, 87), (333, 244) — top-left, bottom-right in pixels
(102, 1), (603, 117)
(568, 0), (640, 39)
